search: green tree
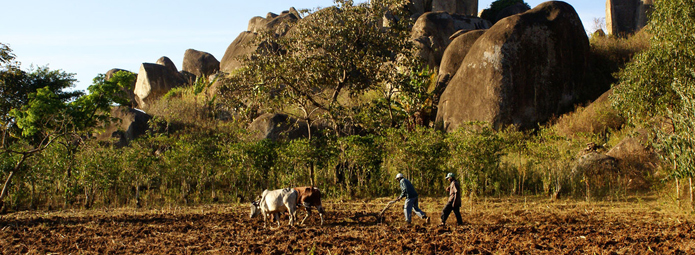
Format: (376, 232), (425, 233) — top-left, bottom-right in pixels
(612, 0), (695, 207)
(221, 0), (414, 135)
(1, 43), (15, 64)
(1, 45), (132, 211)
(480, 0), (531, 24)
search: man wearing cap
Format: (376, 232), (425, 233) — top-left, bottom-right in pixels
(393, 173), (429, 224)
(440, 172), (463, 226)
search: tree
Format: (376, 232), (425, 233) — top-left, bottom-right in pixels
(612, 0), (695, 208)
(480, 0), (531, 24)
(1, 44), (131, 211)
(0, 43), (15, 65)
(220, 0), (420, 185)
(221, 0), (415, 136)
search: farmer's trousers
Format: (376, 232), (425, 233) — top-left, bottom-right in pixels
(441, 202), (463, 225)
(404, 197), (426, 223)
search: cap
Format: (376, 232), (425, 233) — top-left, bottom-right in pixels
(445, 173), (454, 179)
(395, 173), (404, 179)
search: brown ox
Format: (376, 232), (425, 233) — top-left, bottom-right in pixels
(294, 186), (325, 225)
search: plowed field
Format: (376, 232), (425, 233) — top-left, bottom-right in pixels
(2, 197), (694, 254)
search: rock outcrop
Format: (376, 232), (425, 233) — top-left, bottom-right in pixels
(606, 0), (652, 35)
(133, 57), (185, 109)
(436, 1), (590, 131)
(435, 29), (486, 98)
(220, 9), (300, 74)
(94, 106), (151, 147)
(182, 49), (219, 80)
(248, 113), (310, 141)
(411, 12), (491, 69)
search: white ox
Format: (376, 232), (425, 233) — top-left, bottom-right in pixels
(249, 188), (298, 227)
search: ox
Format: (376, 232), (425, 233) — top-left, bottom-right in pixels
(249, 188), (298, 227)
(294, 186), (325, 225)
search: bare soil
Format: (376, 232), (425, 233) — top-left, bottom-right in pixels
(2, 197), (694, 254)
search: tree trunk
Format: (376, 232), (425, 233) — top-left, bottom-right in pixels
(690, 177), (693, 210)
(135, 183), (141, 208)
(30, 179), (36, 210)
(0, 154), (28, 212)
(676, 178), (681, 207)
(310, 162), (315, 187)
(0, 171), (15, 212)
(585, 174), (590, 202)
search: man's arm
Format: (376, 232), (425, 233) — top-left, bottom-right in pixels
(396, 181), (407, 200)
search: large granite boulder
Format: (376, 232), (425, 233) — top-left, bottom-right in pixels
(133, 56), (185, 109)
(219, 31), (259, 74)
(435, 29), (486, 98)
(411, 12), (491, 69)
(105, 68), (138, 108)
(182, 49), (219, 79)
(436, 1), (590, 131)
(606, 0), (652, 35)
(248, 113), (310, 141)
(94, 106), (151, 147)
(220, 9), (300, 74)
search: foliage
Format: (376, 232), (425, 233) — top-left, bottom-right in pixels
(444, 124), (509, 197)
(0, 44), (134, 210)
(480, 0), (530, 23)
(612, 0), (695, 186)
(221, 0), (416, 135)
(0, 42), (15, 65)
(382, 127), (447, 197)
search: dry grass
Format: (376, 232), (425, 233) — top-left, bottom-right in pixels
(590, 29), (651, 65)
(554, 90), (624, 137)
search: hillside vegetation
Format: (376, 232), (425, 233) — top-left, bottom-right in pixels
(1, 0), (692, 213)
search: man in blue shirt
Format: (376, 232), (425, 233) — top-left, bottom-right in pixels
(393, 173), (429, 224)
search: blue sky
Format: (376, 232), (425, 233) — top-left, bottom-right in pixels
(3, 0), (605, 92)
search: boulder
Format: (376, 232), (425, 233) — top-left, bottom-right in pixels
(156, 56), (179, 74)
(182, 49), (220, 80)
(606, 133), (659, 190)
(220, 9), (300, 74)
(411, 12), (491, 69)
(248, 113), (310, 141)
(219, 31), (259, 74)
(94, 106), (151, 147)
(435, 29), (486, 98)
(572, 152), (619, 178)
(607, 133), (657, 165)
(436, 1), (590, 131)
(606, 0), (652, 35)
(133, 57), (185, 109)
(105, 68), (138, 108)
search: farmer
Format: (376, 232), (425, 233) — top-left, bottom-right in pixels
(393, 173), (429, 224)
(440, 172), (463, 226)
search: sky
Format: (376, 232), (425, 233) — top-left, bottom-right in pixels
(3, 0), (606, 92)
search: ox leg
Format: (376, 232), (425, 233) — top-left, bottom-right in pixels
(262, 212), (268, 228)
(319, 212), (324, 226)
(274, 212), (281, 228)
(301, 208), (311, 225)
